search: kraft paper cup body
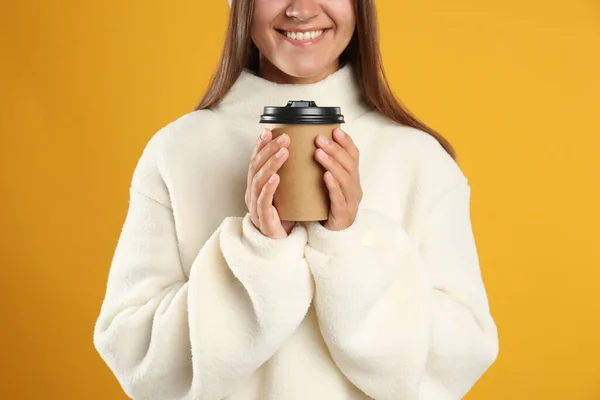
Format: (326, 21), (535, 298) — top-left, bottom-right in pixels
(266, 124), (338, 222)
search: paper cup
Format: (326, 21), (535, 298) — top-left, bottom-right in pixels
(260, 101), (344, 222)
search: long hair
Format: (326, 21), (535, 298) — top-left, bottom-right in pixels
(196, 0), (456, 160)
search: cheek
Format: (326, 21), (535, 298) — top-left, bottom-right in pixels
(251, 13), (268, 42)
(326, 1), (356, 39)
(251, 1), (284, 48)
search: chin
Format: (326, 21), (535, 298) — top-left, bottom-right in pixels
(277, 60), (335, 81)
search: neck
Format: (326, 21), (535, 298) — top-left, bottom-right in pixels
(258, 57), (341, 85)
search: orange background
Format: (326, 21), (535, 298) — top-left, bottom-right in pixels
(1, 1), (599, 399)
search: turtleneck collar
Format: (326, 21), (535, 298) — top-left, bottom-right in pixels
(213, 65), (373, 130)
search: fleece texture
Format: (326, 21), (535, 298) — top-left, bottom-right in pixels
(93, 65), (499, 400)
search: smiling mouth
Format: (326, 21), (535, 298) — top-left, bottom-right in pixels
(276, 28), (330, 41)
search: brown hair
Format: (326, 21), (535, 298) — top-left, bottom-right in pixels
(196, 0), (456, 160)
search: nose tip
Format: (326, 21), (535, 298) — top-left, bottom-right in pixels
(286, 0), (320, 21)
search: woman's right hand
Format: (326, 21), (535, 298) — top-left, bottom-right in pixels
(245, 128), (296, 239)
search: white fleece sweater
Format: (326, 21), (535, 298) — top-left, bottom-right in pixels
(93, 65), (498, 400)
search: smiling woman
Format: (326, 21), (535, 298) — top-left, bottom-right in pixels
(93, 0), (499, 399)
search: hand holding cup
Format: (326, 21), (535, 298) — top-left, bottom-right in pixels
(245, 128), (296, 239)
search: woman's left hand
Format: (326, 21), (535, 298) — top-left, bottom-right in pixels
(314, 128), (363, 231)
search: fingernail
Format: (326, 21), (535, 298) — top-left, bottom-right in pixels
(269, 174), (277, 184)
(275, 147), (286, 158)
(277, 134), (287, 144)
(319, 135), (329, 144)
(260, 128), (268, 140)
(335, 128), (345, 138)
(317, 148), (328, 159)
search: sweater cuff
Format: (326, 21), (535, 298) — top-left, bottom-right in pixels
(305, 208), (365, 254)
(241, 213), (308, 260)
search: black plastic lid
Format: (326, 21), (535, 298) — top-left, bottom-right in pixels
(260, 101), (344, 124)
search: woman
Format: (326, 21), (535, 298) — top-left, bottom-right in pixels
(93, 0), (499, 399)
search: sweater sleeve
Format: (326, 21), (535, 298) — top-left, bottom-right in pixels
(93, 188), (313, 400)
(303, 182), (499, 400)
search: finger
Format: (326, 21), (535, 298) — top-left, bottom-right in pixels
(252, 147), (288, 217)
(247, 131), (288, 209)
(251, 128), (271, 159)
(250, 133), (289, 177)
(249, 129), (273, 180)
(315, 134), (356, 174)
(247, 128), (273, 206)
(333, 128), (359, 161)
(324, 171), (347, 217)
(315, 148), (355, 201)
(257, 173), (279, 228)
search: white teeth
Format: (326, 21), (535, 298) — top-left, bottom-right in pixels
(284, 29), (325, 41)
